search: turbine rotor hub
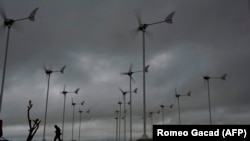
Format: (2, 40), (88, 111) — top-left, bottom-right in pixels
(4, 19), (15, 27)
(138, 24), (148, 32)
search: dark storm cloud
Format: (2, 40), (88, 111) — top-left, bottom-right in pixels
(0, 0), (250, 140)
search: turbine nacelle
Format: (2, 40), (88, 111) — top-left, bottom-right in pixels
(45, 69), (53, 75)
(203, 73), (228, 81)
(138, 24), (148, 32)
(61, 86), (79, 95)
(4, 19), (15, 26)
(203, 75), (210, 80)
(119, 87), (128, 95)
(175, 89), (191, 98)
(2, 7), (39, 27)
(44, 65), (66, 75)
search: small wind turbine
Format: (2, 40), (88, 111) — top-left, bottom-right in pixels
(133, 10), (175, 139)
(148, 112), (154, 126)
(42, 65), (66, 141)
(61, 85), (79, 141)
(0, 2), (38, 113)
(115, 110), (119, 141)
(119, 88), (128, 141)
(121, 64), (149, 141)
(203, 73), (227, 125)
(71, 98), (84, 141)
(78, 108), (90, 141)
(175, 89), (191, 125)
(117, 101), (122, 141)
(159, 104), (173, 124)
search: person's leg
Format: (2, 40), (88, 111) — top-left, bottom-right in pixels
(54, 136), (57, 141)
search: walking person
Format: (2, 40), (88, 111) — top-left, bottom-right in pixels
(54, 125), (62, 141)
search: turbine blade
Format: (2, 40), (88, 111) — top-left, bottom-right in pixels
(120, 72), (128, 76)
(145, 30), (154, 40)
(165, 11), (175, 24)
(43, 64), (48, 71)
(72, 98), (74, 104)
(129, 63), (133, 73)
(28, 7), (39, 21)
(131, 75), (136, 83)
(119, 87), (124, 94)
(134, 9), (142, 25)
(0, 1), (6, 20)
(221, 73), (228, 80)
(129, 28), (139, 39)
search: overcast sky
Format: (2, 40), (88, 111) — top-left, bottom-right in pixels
(0, 0), (250, 140)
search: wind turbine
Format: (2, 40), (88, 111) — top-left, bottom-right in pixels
(115, 110), (119, 141)
(126, 87), (138, 141)
(0, 3), (38, 113)
(119, 88), (128, 141)
(175, 89), (191, 125)
(42, 65), (66, 141)
(117, 101), (122, 141)
(121, 63), (149, 141)
(134, 10), (175, 139)
(148, 111), (156, 133)
(61, 85), (79, 141)
(148, 112), (154, 126)
(203, 73), (227, 125)
(71, 98), (84, 141)
(159, 104), (173, 124)
(78, 108), (90, 141)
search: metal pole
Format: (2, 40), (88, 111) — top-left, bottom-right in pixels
(177, 97), (181, 125)
(150, 115), (153, 127)
(207, 80), (212, 125)
(161, 106), (164, 124)
(62, 94), (66, 141)
(116, 113), (118, 141)
(129, 77), (132, 141)
(142, 30), (148, 138)
(123, 95), (126, 141)
(42, 73), (50, 141)
(0, 27), (11, 113)
(72, 105), (75, 141)
(149, 112), (153, 133)
(118, 103), (122, 141)
(78, 111), (82, 141)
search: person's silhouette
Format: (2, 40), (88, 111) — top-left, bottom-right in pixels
(54, 125), (62, 141)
